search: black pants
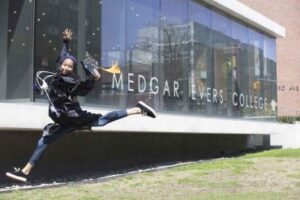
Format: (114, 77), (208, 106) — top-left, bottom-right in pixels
(28, 110), (127, 166)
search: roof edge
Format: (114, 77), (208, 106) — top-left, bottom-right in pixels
(203, 0), (286, 38)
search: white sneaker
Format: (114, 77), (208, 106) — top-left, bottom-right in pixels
(6, 167), (28, 182)
(136, 101), (157, 118)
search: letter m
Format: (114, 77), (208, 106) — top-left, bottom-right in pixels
(112, 73), (123, 90)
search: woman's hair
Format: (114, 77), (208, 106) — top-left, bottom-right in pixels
(59, 54), (77, 66)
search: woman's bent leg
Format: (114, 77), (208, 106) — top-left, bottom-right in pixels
(28, 138), (48, 167)
(93, 110), (128, 126)
(24, 124), (75, 174)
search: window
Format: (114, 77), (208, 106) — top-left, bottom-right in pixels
(34, 0), (79, 102)
(125, 0), (160, 107)
(0, 0), (34, 100)
(28, 0), (277, 120)
(212, 11), (234, 116)
(188, 1), (213, 115)
(160, 0), (189, 113)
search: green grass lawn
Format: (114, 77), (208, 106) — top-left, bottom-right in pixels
(1, 148), (300, 200)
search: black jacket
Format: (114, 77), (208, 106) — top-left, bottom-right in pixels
(48, 73), (100, 128)
(48, 40), (100, 128)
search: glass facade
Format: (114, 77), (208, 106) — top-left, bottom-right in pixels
(0, 0), (34, 101)
(0, 0), (277, 120)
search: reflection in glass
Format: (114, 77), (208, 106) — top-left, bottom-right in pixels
(188, 1), (213, 115)
(93, 0), (126, 108)
(212, 11), (233, 116)
(160, 0), (189, 112)
(28, 0), (278, 120)
(34, 0), (79, 102)
(263, 36), (277, 117)
(0, 0), (34, 100)
(231, 20), (249, 117)
(247, 28), (264, 117)
(126, 0), (159, 107)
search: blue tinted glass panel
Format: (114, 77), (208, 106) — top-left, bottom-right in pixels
(188, 1), (213, 115)
(160, 0), (189, 113)
(0, 0), (34, 100)
(125, 0), (160, 107)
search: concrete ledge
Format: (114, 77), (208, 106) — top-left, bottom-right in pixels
(0, 131), (257, 185)
(0, 102), (282, 135)
(271, 124), (300, 148)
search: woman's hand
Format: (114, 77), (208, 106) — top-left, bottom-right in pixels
(63, 28), (73, 41)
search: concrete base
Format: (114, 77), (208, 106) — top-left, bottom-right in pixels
(0, 130), (270, 186)
(271, 123), (300, 148)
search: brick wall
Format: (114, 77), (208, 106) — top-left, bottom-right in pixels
(240, 0), (300, 116)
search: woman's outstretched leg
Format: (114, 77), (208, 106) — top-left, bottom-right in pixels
(93, 101), (156, 127)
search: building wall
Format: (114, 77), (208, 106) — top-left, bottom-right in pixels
(0, 0), (283, 121)
(240, 0), (300, 116)
(0, 0), (286, 185)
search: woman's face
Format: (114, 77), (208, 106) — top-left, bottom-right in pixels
(60, 58), (74, 75)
